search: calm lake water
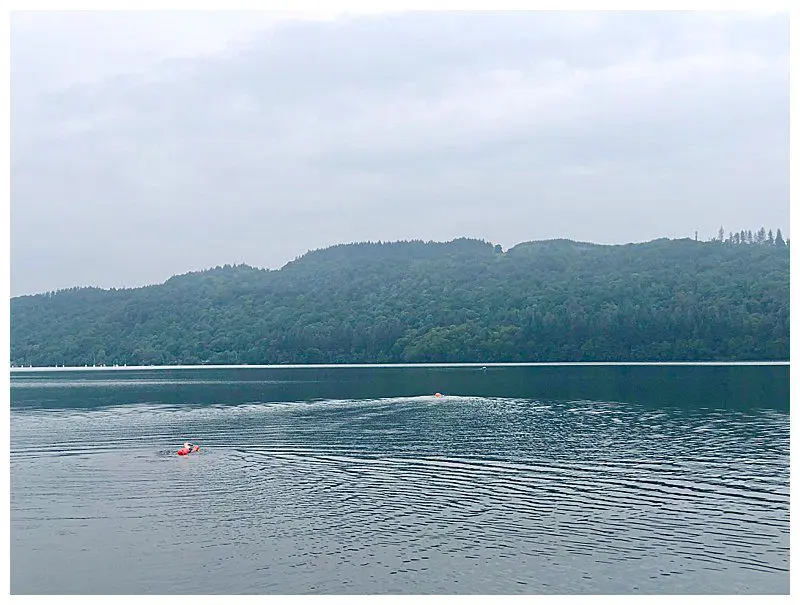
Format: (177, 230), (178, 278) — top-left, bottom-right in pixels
(10, 365), (789, 594)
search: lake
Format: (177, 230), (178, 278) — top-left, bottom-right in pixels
(10, 364), (790, 594)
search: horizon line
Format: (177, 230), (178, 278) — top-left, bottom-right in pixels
(9, 361), (790, 372)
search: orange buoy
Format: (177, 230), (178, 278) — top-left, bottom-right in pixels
(434, 392), (443, 398)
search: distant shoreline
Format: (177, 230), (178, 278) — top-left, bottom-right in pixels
(9, 361), (790, 372)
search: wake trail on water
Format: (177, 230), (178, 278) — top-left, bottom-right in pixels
(11, 394), (789, 593)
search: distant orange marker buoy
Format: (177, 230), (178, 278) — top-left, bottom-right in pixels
(434, 392), (443, 398)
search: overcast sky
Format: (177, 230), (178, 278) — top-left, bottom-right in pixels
(10, 10), (789, 296)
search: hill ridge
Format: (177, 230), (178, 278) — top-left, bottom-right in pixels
(11, 237), (789, 365)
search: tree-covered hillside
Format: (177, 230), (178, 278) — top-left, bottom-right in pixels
(10, 237), (789, 366)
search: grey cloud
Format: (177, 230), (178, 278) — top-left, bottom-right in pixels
(11, 11), (789, 296)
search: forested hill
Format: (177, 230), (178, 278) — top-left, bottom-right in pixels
(10, 237), (789, 366)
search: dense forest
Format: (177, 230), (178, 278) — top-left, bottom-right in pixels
(10, 235), (789, 366)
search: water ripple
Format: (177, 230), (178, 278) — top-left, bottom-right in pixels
(11, 392), (789, 594)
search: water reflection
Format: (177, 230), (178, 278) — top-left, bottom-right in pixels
(10, 366), (789, 594)
(10, 364), (789, 411)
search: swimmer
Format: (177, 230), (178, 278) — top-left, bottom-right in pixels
(178, 441), (198, 455)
